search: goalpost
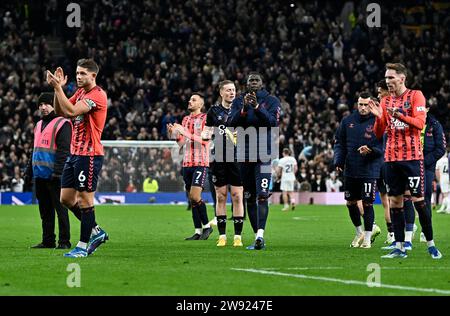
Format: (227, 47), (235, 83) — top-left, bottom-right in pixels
(100, 140), (186, 193)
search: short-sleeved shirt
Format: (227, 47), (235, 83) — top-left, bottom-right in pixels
(278, 156), (297, 181)
(68, 86), (107, 156)
(374, 89), (426, 162)
(206, 104), (235, 162)
(181, 113), (209, 167)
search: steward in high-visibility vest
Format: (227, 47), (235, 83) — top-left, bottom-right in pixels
(26, 92), (73, 249)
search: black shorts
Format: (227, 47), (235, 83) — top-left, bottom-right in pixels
(61, 155), (104, 192)
(182, 166), (208, 191)
(377, 164), (388, 194)
(385, 160), (425, 197)
(210, 162), (242, 187)
(344, 177), (377, 203)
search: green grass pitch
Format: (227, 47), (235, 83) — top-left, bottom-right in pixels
(0, 204), (449, 296)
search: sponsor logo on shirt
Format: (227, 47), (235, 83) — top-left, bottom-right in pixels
(390, 118), (408, 129)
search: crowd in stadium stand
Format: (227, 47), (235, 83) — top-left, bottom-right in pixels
(1, 1), (449, 193)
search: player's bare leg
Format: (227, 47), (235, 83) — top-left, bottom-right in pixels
(215, 185), (228, 246)
(437, 192), (448, 213)
(288, 191), (296, 210)
(230, 185), (244, 246)
(60, 188), (79, 215)
(357, 200), (364, 216)
(281, 191), (289, 211)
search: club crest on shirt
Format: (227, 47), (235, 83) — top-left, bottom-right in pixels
(403, 101), (411, 109)
(349, 123), (354, 128)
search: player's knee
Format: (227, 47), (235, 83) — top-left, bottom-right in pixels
(60, 196), (73, 208)
(389, 196), (403, 207)
(217, 191), (227, 204)
(188, 192), (200, 202)
(231, 190), (242, 201)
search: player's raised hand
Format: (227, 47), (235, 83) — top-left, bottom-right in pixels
(201, 126), (213, 140)
(55, 67), (68, 87)
(368, 99), (382, 118)
(173, 123), (185, 135)
(386, 107), (400, 118)
(167, 123), (174, 137)
(46, 70), (58, 88)
(244, 92), (258, 109)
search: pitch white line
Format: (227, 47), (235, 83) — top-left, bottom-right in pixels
(232, 268), (450, 295)
(261, 267), (344, 271)
(380, 267), (450, 270)
(260, 267), (450, 271)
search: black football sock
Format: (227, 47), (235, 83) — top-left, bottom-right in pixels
(191, 201), (202, 230)
(246, 201), (258, 234)
(414, 200), (433, 241)
(70, 202), (98, 227)
(347, 204), (362, 227)
(386, 221), (393, 233)
(391, 208), (405, 243)
(80, 207), (96, 243)
(403, 196), (415, 230)
(362, 203), (374, 232)
(257, 198), (269, 230)
(233, 216), (244, 235)
(69, 203), (82, 221)
(194, 200), (209, 226)
(217, 215), (227, 235)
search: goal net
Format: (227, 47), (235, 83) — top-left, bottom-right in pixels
(100, 140), (200, 194)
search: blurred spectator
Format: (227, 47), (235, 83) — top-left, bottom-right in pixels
(311, 173), (326, 192)
(0, 1), (449, 194)
(325, 171), (343, 192)
(143, 173), (159, 193)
